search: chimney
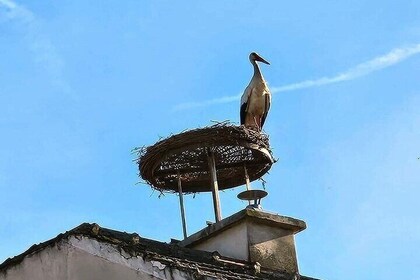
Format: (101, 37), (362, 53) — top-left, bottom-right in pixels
(178, 208), (306, 275)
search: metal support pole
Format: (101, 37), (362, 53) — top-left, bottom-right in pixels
(244, 165), (251, 205)
(177, 171), (188, 239)
(207, 150), (222, 222)
(244, 164), (251, 191)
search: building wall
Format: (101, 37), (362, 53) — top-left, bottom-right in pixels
(0, 237), (206, 280)
(193, 221), (249, 260)
(248, 222), (298, 274)
(189, 219), (299, 275)
(0, 243), (68, 280)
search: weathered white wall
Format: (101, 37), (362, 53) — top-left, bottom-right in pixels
(0, 242), (68, 280)
(190, 219), (299, 275)
(248, 222), (298, 274)
(0, 236), (210, 280)
(193, 221), (249, 260)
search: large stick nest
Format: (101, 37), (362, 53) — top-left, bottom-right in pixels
(135, 123), (274, 193)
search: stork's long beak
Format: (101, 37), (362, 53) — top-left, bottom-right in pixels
(255, 54), (270, 65)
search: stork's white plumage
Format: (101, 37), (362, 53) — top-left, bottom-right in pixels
(240, 52), (271, 131)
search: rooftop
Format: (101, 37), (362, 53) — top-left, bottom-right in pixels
(0, 223), (318, 280)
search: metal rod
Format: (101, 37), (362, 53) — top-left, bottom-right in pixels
(207, 150), (222, 222)
(244, 164), (251, 191)
(244, 165), (251, 205)
(177, 171), (188, 239)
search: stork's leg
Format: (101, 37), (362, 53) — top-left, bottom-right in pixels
(253, 115), (259, 131)
(255, 116), (262, 132)
(252, 115), (261, 131)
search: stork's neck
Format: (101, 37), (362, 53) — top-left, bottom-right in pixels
(252, 61), (264, 81)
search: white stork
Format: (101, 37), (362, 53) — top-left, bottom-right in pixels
(240, 52), (271, 131)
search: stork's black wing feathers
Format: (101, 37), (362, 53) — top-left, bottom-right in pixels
(261, 94), (271, 128)
(240, 102), (247, 125)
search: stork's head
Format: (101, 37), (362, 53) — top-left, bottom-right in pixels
(249, 52), (270, 65)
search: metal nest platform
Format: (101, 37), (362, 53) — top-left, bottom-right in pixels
(136, 123), (274, 193)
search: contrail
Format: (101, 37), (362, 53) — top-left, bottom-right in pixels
(174, 43), (420, 110)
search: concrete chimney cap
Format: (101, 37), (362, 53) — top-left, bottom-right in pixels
(179, 209), (306, 248)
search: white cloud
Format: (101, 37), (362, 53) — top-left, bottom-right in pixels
(0, 0), (70, 92)
(0, 0), (15, 9)
(174, 43), (420, 110)
(0, 0), (34, 24)
(174, 94), (242, 111)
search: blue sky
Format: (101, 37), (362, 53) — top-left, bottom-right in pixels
(0, 1), (419, 279)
